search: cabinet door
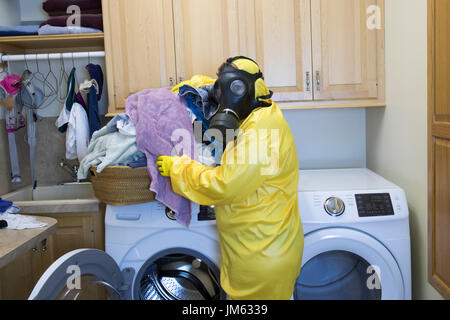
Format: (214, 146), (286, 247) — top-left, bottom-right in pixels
(172, 0), (241, 82)
(50, 215), (95, 260)
(237, 0), (313, 102)
(311, 0), (383, 100)
(102, 0), (177, 114)
(428, 0), (450, 299)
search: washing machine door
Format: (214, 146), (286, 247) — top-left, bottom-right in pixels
(296, 228), (404, 300)
(29, 249), (127, 300)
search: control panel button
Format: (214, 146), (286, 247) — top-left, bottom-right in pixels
(324, 197), (345, 217)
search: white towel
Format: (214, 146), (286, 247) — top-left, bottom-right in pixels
(0, 207), (47, 230)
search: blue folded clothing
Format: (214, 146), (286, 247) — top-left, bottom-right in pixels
(0, 198), (13, 213)
(128, 156), (147, 168)
(0, 25), (39, 37)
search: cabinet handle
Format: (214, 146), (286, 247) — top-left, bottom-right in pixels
(41, 238), (47, 252)
(316, 71), (321, 91)
(179, 76), (184, 83)
(32, 246), (38, 252)
(306, 72), (311, 92)
(169, 77), (174, 87)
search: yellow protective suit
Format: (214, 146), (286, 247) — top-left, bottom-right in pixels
(168, 60), (304, 300)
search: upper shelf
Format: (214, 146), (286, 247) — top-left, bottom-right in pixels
(0, 33), (104, 53)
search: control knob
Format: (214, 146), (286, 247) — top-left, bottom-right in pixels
(324, 197), (345, 217)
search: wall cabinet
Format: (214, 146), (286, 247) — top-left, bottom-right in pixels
(103, 0), (385, 115)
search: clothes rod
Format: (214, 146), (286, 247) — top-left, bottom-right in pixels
(0, 51), (105, 62)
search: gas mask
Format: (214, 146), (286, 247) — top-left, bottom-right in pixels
(208, 56), (273, 144)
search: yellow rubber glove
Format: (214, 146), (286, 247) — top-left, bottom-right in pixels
(156, 156), (175, 177)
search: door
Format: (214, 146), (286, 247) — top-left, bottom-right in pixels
(296, 228), (405, 300)
(172, 0), (241, 83)
(237, 0), (313, 102)
(428, 0), (450, 299)
(102, 0), (177, 114)
(29, 249), (124, 300)
(311, 0), (383, 100)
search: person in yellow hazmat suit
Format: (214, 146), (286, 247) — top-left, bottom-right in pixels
(156, 56), (303, 300)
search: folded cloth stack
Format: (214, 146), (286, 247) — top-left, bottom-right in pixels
(0, 25), (39, 37)
(43, 0), (102, 16)
(77, 113), (145, 180)
(40, 0), (103, 34)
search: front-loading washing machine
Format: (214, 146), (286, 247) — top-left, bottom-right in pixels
(29, 201), (224, 300)
(295, 168), (412, 300)
(29, 168), (411, 300)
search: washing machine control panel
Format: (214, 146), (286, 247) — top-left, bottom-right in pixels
(355, 193), (394, 217)
(299, 188), (408, 222)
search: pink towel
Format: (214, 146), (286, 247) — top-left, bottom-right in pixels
(126, 88), (197, 227)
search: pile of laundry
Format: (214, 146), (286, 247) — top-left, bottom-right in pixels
(0, 198), (47, 230)
(39, 0), (103, 35)
(76, 75), (219, 227)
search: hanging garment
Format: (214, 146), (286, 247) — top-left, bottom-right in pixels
(56, 67), (77, 133)
(1, 74), (22, 185)
(17, 70), (45, 187)
(126, 88), (197, 227)
(84, 64), (104, 137)
(65, 103), (90, 162)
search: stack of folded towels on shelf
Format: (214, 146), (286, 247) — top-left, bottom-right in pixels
(39, 0), (103, 35)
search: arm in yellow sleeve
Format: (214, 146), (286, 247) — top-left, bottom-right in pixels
(169, 133), (268, 206)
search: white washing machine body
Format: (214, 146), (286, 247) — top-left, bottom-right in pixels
(29, 201), (223, 300)
(296, 168), (412, 300)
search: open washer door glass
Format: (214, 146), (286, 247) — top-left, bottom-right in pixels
(295, 228), (404, 300)
(29, 249), (126, 300)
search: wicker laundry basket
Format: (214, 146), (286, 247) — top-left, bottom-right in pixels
(89, 166), (156, 206)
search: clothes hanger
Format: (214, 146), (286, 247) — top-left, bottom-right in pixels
(57, 53), (69, 103)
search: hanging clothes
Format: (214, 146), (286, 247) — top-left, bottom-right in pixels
(1, 73), (22, 184)
(85, 63), (103, 137)
(65, 103), (90, 162)
(56, 67), (77, 133)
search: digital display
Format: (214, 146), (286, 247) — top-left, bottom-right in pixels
(355, 193), (394, 217)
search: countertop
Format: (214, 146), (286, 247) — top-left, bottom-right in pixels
(0, 217), (57, 269)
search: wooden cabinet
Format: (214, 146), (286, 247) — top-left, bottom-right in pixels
(173, 0), (241, 82)
(0, 236), (54, 300)
(102, 0), (177, 114)
(29, 211), (105, 260)
(311, 0), (383, 100)
(428, 0), (450, 300)
(103, 0), (385, 114)
(237, 0), (313, 102)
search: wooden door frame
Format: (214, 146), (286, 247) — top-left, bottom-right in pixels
(428, 0), (450, 300)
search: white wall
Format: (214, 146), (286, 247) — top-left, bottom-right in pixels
(19, 0), (47, 23)
(366, 0), (443, 300)
(0, 0), (21, 26)
(284, 108), (366, 169)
